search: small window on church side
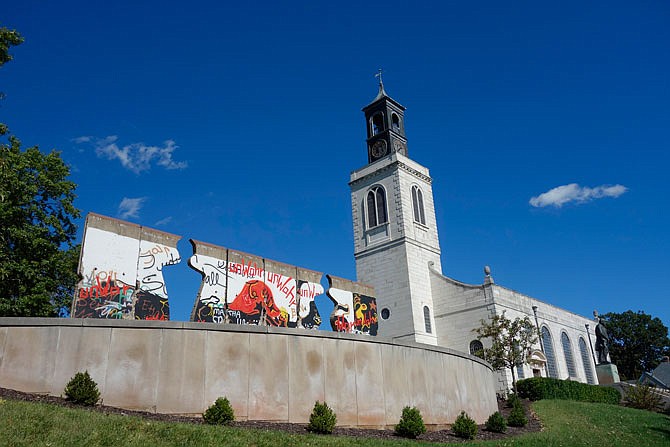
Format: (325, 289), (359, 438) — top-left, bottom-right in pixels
(469, 340), (484, 357)
(371, 112), (385, 136)
(411, 185), (426, 225)
(366, 186), (388, 228)
(392, 113), (400, 132)
(423, 306), (432, 334)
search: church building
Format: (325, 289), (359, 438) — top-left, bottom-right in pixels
(350, 80), (599, 393)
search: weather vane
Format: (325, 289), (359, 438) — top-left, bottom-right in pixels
(375, 68), (383, 86)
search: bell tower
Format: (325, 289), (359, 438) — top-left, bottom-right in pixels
(363, 72), (409, 164)
(350, 78), (442, 345)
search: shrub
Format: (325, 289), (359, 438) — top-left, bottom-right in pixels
(624, 385), (663, 411)
(452, 411), (478, 440)
(64, 371), (100, 406)
(485, 411), (507, 433)
(307, 401), (337, 434)
(516, 377), (620, 404)
(203, 397), (235, 425)
(507, 404), (528, 427)
(394, 406), (426, 439)
(506, 393), (521, 408)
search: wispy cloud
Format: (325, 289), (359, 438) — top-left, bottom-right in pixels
(118, 197), (146, 219)
(71, 136), (92, 143)
(154, 216), (173, 226)
(75, 135), (187, 174)
(529, 183), (628, 208)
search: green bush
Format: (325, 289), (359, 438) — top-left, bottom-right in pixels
(64, 371), (100, 406)
(506, 393), (521, 408)
(307, 401), (337, 434)
(452, 411), (478, 440)
(394, 406), (426, 439)
(485, 411), (507, 433)
(624, 385), (663, 411)
(516, 377), (621, 404)
(203, 397), (235, 425)
(507, 404), (528, 427)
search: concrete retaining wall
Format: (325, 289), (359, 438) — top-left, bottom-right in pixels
(0, 318), (497, 427)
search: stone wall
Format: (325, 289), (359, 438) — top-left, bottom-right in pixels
(0, 318), (498, 427)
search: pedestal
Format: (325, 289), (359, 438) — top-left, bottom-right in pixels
(596, 363), (620, 384)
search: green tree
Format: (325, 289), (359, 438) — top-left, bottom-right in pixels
(0, 27), (81, 317)
(602, 311), (670, 380)
(474, 312), (538, 393)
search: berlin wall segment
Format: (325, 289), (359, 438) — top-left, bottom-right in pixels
(72, 212), (379, 336)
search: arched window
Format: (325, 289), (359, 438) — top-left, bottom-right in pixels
(579, 337), (596, 384)
(541, 326), (559, 378)
(423, 306), (432, 334)
(561, 332), (577, 378)
(411, 185), (426, 225)
(392, 113), (400, 132)
(371, 112), (385, 136)
(366, 186), (388, 228)
(469, 340), (484, 357)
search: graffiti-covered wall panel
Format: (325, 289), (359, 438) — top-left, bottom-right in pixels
(74, 213), (376, 333)
(189, 240), (330, 329)
(327, 275), (378, 335)
(72, 213), (181, 320)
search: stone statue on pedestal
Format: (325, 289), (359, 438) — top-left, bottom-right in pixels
(595, 317), (610, 364)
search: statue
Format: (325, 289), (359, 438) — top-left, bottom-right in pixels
(595, 317), (610, 364)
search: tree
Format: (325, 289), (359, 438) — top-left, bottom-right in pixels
(602, 311), (670, 380)
(0, 28), (81, 317)
(473, 312), (538, 393)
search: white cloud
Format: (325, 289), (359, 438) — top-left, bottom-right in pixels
(118, 197), (146, 219)
(75, 135), (187, 174)
(529, 183), (628, 208)
(71, 136), (92, 143)
(154, 216), (173, 226)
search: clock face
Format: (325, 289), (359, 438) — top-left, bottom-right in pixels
(371, 140), (388, 159)
(393, 140), (406, 154)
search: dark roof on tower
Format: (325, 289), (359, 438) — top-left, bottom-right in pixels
(362, 81), (405, 112)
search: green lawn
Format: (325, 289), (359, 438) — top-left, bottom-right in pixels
(0, 397), (668, 446)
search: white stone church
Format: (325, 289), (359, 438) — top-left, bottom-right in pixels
(350, 81), (599, 393)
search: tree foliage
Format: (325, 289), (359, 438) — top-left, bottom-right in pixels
(602, 311), (670, 380)
(0, 27), (24, 66)
(474, 312), (538, 392)
(0, 27), (81, 317)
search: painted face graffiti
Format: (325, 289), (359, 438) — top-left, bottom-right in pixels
(228, 280), (288, 327)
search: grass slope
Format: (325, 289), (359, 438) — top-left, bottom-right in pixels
(0, 397), (668, 446)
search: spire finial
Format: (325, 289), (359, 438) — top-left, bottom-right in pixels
(375, 68), (384, 88)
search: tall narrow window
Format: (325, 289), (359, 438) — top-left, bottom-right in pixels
(561, 332), (577, 378)
(371, 112), (384, 136)
(423, 306), (432, 334)
(411, 185), (426, 225)
(469, 340), (484, 357)
(541, 326), (559, 378)
(366, 186), (387, 228)
(392, 113), (400, 132)
(579, 337), (596, 384)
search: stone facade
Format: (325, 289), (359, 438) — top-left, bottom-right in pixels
(351, 84), (600, 393)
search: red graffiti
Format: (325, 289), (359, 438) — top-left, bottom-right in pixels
(229, 280), (286, 326)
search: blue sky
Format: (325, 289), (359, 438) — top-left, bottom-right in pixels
(3, 1), (669, 328)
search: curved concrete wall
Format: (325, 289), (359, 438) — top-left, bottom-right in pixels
(0, 318), (497, 427)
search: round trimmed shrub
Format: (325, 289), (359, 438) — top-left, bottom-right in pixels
(507, 404), (528, 427)
(203, 397), (235, 425)
(485, 411), (507, 433)
(64, 371), (100, 406)
(307, 401), (337, 434)
(452, 411), (478, 440)
(394, 406), (426, 439)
